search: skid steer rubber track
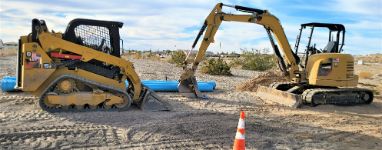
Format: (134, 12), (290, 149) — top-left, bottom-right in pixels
(39, 75), (132, 112)
(38, 75), (171, 112)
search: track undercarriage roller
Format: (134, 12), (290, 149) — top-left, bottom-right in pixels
(45, 92), (126, 108)
(302, 88), (373, 106)
(39, 77), (132, 111)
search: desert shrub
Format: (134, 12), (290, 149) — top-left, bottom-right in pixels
(240, 49), (275, 71)
(121, 50), (143, 59)
(358, 71), (373, 79)
(201, 58), (232, 76)
(229, 58), (244, 68)
(131, 52), (143, 59)
(169, 50), (186, 66)
(145, 52), (161, 61)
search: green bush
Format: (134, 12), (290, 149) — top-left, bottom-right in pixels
(201, 58), (232, 76)
(169, 50), (187, 66)
(240, 49), (275, 71)
(144, 52), (161, 61)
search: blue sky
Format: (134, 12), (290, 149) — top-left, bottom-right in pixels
(0, 0), (381, 54)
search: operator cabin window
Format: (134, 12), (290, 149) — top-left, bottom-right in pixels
(74, 25), (113, 54)
(296, 27), (332, 66)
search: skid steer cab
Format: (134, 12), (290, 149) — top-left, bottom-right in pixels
(16, 18), (170, 112)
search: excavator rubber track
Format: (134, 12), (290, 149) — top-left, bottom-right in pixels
(256, 84), (374, 108)
(302, 88), (374, 106)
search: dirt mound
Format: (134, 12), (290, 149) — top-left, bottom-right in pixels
(236, 71), (287, 91)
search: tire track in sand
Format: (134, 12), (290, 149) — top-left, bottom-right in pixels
(0, 124), (127, 149)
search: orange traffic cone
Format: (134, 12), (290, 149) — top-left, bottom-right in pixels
(233, 111), (245, 150)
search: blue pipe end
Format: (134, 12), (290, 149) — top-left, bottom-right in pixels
(1, 76), (17, 92)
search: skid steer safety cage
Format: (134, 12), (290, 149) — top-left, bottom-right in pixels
(74, 25), (113, 54)
(63, 19), (123, 57)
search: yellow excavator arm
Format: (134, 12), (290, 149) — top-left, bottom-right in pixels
(178, 3), (301, 98)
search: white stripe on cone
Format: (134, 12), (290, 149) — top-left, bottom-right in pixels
(237, 118), (245, 128)
(235, 118), (245, 139)
(235, 131), (245, 139)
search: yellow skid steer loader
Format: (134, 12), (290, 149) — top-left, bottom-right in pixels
(16, 18), (170, 112)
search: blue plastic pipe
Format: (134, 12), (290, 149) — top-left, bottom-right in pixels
(128, 80), (216, 92)
(1, 76), (216, 92)
(141, 80), (216, 92)
(141, 80), (217, 89)
(1, 76), (17, 92)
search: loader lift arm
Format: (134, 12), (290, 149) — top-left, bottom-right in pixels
(178, 3), (301, 98)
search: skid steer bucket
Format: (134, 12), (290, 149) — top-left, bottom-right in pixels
(139, 87), (172, 111)
(256, 86), (302, 108)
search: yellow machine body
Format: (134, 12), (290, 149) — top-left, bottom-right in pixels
(306, 53), (358, 87)
(16, 18), (170, 111)
(19, 33), (140, 100)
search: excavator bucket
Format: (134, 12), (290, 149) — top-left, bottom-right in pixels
(139, 87), (172, 111)
(256, 86), (302, 108)
(178, 75), (207, 99)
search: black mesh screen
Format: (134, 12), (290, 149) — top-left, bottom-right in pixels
(74, 25), (113, 54)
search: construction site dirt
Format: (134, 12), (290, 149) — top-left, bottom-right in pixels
(1, 55), (381, 149)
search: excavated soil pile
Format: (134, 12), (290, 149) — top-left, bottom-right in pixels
(236, 70), (287, 91)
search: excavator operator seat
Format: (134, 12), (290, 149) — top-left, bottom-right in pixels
(323, 41), (338, 53)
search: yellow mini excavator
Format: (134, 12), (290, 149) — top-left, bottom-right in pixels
(178, 3), (373, 107)
(15, 18), (170, 111)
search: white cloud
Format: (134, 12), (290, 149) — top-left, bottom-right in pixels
(333, 0), (382, 16)
(343, 34), (382, 54)
(346, 20), (382, 31)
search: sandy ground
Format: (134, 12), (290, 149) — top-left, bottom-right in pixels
(0, 56), (381, 149)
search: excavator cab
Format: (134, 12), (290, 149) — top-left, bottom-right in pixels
(294, 23), (346, 67)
